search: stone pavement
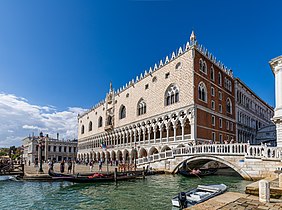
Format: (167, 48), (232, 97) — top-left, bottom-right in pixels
(187, 192), (282, 210)
(24, 162), (120, 176)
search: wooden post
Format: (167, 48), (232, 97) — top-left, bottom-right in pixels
(142, 166), (145, 179)
(22, 164), (25, 176)
(114, 168), (117, 182)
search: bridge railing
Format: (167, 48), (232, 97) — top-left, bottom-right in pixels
(136, 143), (282, 165)
(136, 143), (249, 165)
(246, 145), (282, 160)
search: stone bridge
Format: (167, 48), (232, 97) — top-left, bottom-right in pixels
(136, 143), (282, 180)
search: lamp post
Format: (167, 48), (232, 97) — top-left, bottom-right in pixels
(38, 131), (44, 173)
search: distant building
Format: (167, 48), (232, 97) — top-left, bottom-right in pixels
(255, 125), (276, 146)
(22, 134), (78, 163)
(235, 78), (274, 144)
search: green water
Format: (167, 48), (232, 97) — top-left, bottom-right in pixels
(0, 174), (251, 210)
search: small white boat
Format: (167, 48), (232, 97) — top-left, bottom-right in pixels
(0, 175), (16, 181)
(171, 184), (227, 208)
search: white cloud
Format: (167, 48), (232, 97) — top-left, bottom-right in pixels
(0, 93), (86, 147)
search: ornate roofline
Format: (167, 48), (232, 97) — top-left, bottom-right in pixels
(78, 31), (234, 119)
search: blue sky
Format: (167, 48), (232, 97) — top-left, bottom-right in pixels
(0, 0), (281, 146)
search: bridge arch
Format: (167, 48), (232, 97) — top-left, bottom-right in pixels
(139, 147), (148, 157)
(161, 145), (171, 152)
(172, 155), (252, 180)
(149, 146), (159, 155)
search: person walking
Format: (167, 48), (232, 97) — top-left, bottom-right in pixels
(98, 159), (102, 172)
(89, 161), (93, 172)
(67, 160), (72, 174)
(60, 160), (65, 173)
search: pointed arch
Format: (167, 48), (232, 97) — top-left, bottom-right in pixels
(198, 82), (207, 102)
(119, 105), (126, 119)
(137, 98), (147, 116)
(165, 84), (179, 106)
(210, 66), (214, 80)
(88, 121), (93, 131)
(81, 125), (85, 134)
(98, 116), (103, 128)
(227, 98), (232, 114)
(218, 72), (222, 86)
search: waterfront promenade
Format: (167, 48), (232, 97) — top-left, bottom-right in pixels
(24, 162), (119, 175)
(188, 192), (282, 210)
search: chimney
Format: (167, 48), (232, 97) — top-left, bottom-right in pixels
(57, 133), (59, 140)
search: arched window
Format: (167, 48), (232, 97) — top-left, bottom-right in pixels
(119, 105), (126, 119)
(81, 125), (85, 134)
(137, 99), (147, 116)
(218, 72), (222, 86)
(199, 59), (207, 74)
(199, 58), (203, 71)
(165, 84), (179, 106)
(210, 66), (214, 80)
(89, 121), (92, 131)
(98, 116), (103, 128)
(227, 98), (232, 114)
(198, 82), (207, 102)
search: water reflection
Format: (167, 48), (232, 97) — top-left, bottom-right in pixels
(0, 174), (252, 210)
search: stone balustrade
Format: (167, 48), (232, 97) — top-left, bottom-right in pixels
(136, 143), (282, 165)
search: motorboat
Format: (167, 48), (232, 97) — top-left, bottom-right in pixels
(0, 175), (17, 181)
(171, 184), (227, 209)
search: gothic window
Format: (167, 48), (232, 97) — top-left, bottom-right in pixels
(199, 59), (207, 74)
(165, 84), (179, 106)
(119, 105), (126, 119)
(89, 121), (92, 131)
(137, 99), (147, 116)
(227, 98), (232, 114)
(210, 66), (214, 80)
(98, 116), (103, 128)
(81, 125), (85, 134)
(198, 82), (207, 102)
(211, 87), (215, 96)
(218, 72), (222, 86)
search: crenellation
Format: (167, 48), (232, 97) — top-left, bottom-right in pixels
(165, 56), (170, 64)
(154, 63), (158, 71)
(159, 59), (163, 67)
(144, 70), (148, 77)
(178, 47), (183, 56)
(171, 51), (176, 60)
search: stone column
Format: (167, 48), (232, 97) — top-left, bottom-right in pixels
(166, 124), (169, 143)
(129, 130), (133, 146)
(153, 127), (157, 144)
(181, 123), (185, 141)
(270, 56), (282, 147)
(147, 127), (151, 145)
(259, 180), (270, 203)
(142, 127), (146, 145)
(159, 125), (163, 143)
(133, 129), (137, 145)
(279, 173), (282, 188)
(173, 125), (177, 142)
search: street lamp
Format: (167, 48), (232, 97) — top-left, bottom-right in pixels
(38, 131), (44, 173)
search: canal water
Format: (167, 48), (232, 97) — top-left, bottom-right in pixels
(0, 173), (251, 210)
